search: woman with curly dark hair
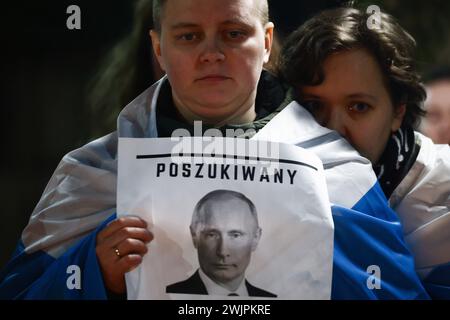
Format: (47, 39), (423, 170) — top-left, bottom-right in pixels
(278, 7), (450, 299)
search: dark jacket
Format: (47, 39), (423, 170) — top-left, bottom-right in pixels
(166, 270), (277, 297)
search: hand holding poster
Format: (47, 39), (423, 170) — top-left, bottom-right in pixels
(118, 137), (334, 299)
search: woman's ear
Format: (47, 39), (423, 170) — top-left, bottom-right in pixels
(263, 22), (274, 64)
(391, 104), (406, 132)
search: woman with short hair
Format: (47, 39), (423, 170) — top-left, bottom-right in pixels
(278, 7), (450, 299)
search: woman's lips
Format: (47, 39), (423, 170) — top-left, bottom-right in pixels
(196, 75), (231, 82)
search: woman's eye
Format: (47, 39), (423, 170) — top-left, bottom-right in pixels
(177, 33), (198, 41)
(349, 103), (370, 113)
(225, 30), (246, 40)
(302, 100), (322, 110)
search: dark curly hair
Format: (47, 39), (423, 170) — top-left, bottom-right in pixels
(277, 7), (426, 129)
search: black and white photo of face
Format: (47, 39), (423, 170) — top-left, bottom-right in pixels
(191, 191), (261, 291)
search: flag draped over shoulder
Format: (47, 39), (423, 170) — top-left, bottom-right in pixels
(254, 104), (432, 299)
(0, 77), (433, 299)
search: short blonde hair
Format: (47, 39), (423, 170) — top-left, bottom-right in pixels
(152, 0), (269, 33)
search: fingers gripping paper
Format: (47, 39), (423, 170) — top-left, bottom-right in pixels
(118, 137), (334, 299)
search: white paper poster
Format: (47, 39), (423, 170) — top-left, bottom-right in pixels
(118, 137), (334, 299)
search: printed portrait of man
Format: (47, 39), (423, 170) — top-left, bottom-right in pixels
(166, 189), (276, 297)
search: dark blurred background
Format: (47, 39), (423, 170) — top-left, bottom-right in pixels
(1, 0), (449, 268)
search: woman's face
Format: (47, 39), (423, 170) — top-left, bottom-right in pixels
(298, 48), (405, 163)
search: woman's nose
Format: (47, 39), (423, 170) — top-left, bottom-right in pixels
(321, 109), (349, 139)
(199, 37), (225, 63)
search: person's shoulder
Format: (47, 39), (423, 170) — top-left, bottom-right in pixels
(390, 132), (449, 223)
(117, 76), (167, 139)
(62, 131), (118, 171)
(416, 128), (450, 161)
(166, 271), (206, 294)
(245, 280), (277, 298)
